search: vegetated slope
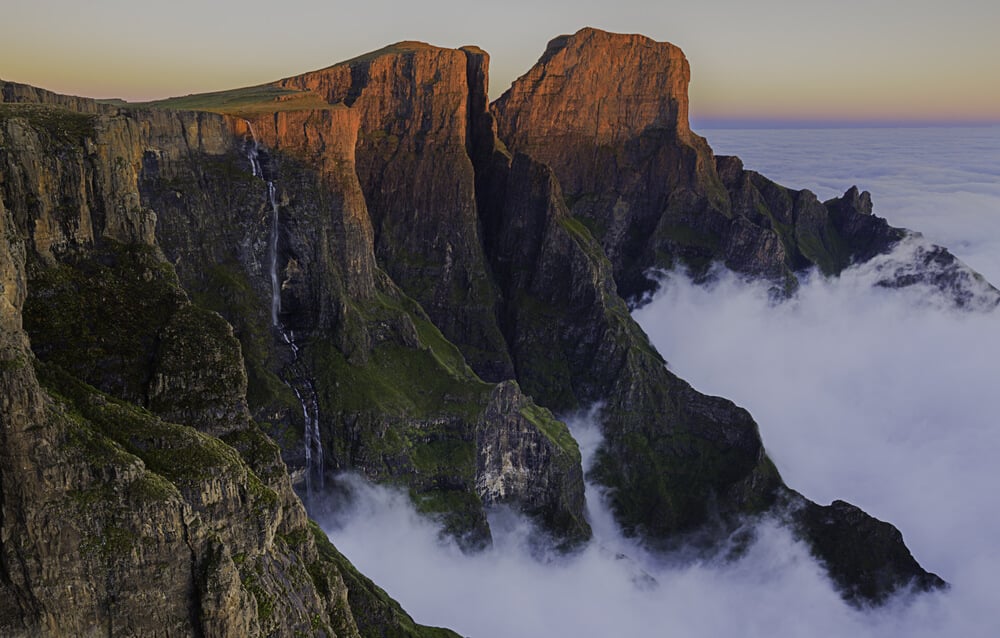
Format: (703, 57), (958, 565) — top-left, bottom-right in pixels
(0, 97), (456, 638)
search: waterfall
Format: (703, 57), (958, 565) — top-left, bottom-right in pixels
(268, 182), (281, 327)
(244, 121), (325, 501)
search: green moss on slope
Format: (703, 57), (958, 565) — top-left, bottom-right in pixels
(23, 241), (186, 403)
(519, 402), (581, 462)
(189, 262), (299, 416)
(36, 362), (277, 513)
(0, 103), (96, 144)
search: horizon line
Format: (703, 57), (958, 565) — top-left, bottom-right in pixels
(4, 76), (998, 131)
(692, 117), (1000, 130)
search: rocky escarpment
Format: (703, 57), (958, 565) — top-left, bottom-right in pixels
(482, 148), (783, 539)
(270, 41), (779, 548)
(0, 23), (962, 631)
(278, 37), (940, 601)
(493, 28), (717, 298)
(485, 28), (953, 597)
(0, 96), (458, 637)
(493, 28), (999, 307)
(133, 99), (589, 548)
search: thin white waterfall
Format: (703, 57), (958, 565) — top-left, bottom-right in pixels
(268, 182), (281, 327)
(244, 121), (325, 501)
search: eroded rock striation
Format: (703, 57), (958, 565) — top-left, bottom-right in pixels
(0, 25), (966, 634)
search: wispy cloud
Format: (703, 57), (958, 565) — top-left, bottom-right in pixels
(633, 257), (1000, 635)
(632, 127), (1000, 633)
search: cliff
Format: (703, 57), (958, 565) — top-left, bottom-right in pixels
(134, 96), (589, 548)
(0, 26), (966, 635)
(276, 43), (515, 382)
(0, 99), (457, 637)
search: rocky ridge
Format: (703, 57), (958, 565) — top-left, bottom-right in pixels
(493, 28), (999, 307)
(0, 26), (966, 634)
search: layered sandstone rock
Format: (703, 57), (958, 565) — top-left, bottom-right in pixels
(278, 44), (515, 382)
(493, 28), (726, 297)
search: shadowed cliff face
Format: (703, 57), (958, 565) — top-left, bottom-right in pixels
(0, 24), (963, 631)
(463, 39), (780, 546)
(137, 103), (590, 548)
(231, 108), (377, 303)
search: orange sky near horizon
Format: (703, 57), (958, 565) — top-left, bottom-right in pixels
(3, 0), (998, 124)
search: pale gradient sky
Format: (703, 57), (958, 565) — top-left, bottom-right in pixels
(3, 0), (998, 123)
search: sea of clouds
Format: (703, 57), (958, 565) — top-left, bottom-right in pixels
(320, 126), (1000, 637)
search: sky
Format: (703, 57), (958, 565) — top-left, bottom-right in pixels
(318, 126), (1000, 636)
(3, 0), (999, 123)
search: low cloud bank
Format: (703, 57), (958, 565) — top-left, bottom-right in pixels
(319, 363), (991, 636)
(633, 257), (1000, 636)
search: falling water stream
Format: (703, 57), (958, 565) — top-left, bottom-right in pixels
(245, 122), (324, 502)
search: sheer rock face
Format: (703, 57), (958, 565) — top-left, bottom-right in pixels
(277, 44), (515, 383)
(0, 113), (157, 262)
(475, 143), (782, 543)
(0, 175), (259, 635)
(475, 31), (945, 601)
(494, 27), (694, 158)
(230, 109), (377, 303)
(464, 48), (781, 541)
(261, 51), (590, 545)
(494, 28), (727, 298)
